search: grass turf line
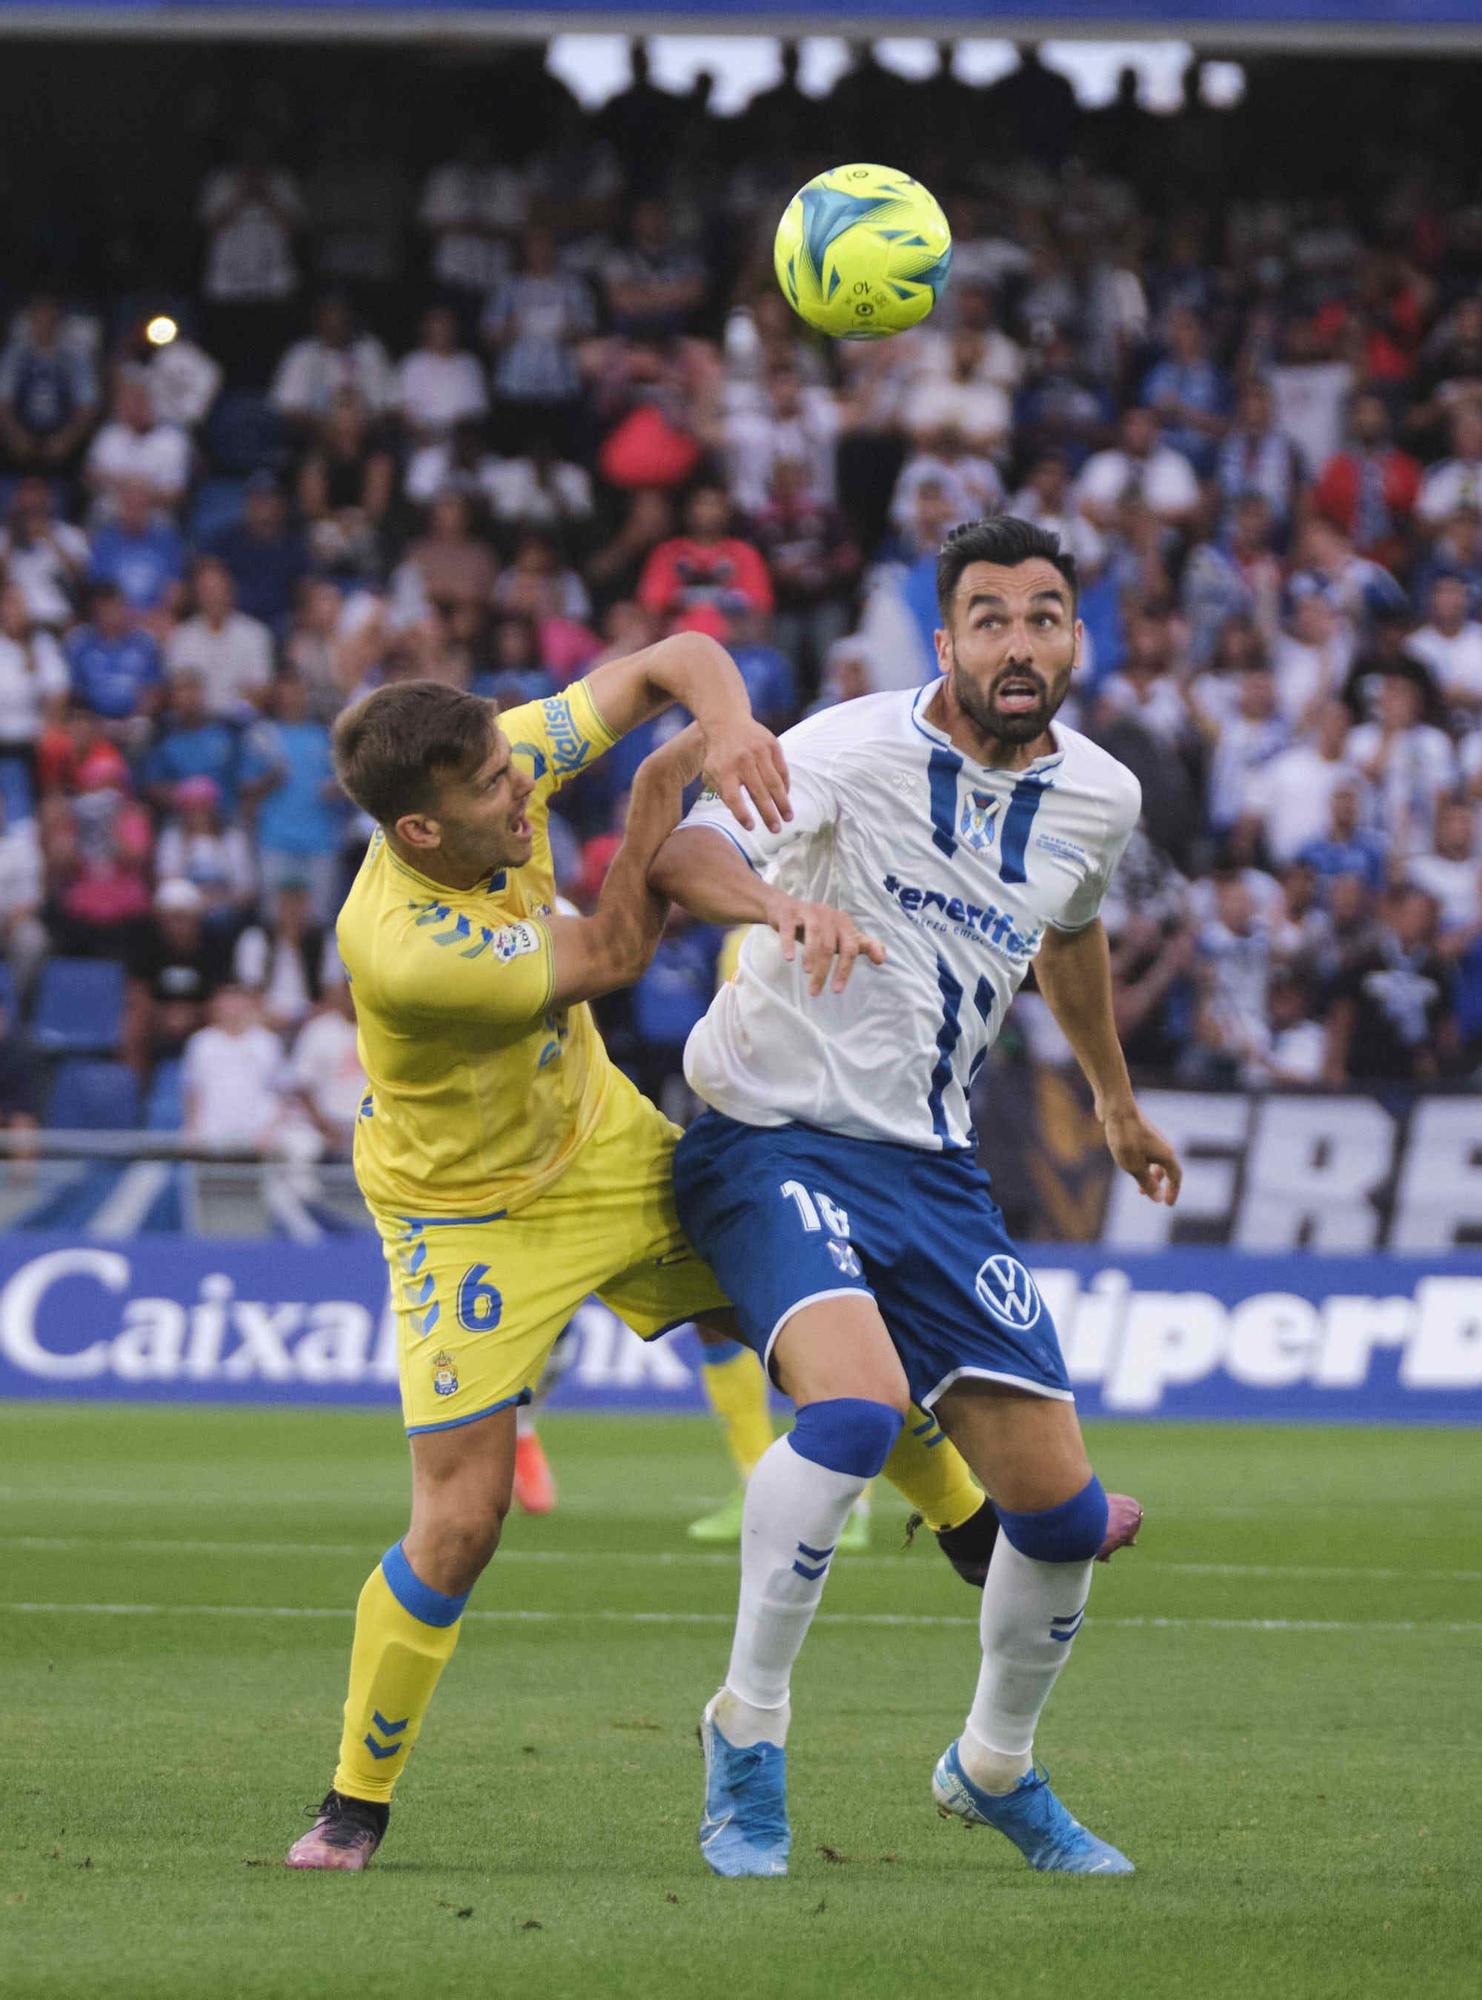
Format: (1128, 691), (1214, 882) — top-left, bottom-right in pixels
(1, 1403), (1477, 2000)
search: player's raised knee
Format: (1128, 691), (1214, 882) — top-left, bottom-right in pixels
(790, 1397), (905, 1480)
(996, 1474), (1109, 1564)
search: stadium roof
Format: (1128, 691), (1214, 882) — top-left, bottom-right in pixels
(0, 1), (1478, 54)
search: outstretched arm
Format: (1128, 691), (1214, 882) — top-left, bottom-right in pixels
(544, 727), (708, 1007)
(583, 631), (791, 833)
(650, 826), (885, 998)
(1034, 919), (1182, 1206)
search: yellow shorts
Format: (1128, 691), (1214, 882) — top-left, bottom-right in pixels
(376, 1069), (728, 1435)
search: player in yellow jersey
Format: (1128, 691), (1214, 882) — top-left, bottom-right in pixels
(283, 633), (999, 1871)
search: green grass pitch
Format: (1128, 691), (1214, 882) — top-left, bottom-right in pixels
(2, 1402), (1477, 2000)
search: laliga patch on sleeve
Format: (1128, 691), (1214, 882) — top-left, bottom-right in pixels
(491, 921), (542, 963)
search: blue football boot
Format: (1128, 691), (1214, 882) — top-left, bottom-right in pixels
(932, 1741), (1134, 1876)
(698, 1695), (791, 1878)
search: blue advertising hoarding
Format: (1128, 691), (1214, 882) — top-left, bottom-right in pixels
(0, 1232), (1477, 1423)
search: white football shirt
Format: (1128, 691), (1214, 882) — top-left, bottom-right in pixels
(681, 681), (1141, 1151)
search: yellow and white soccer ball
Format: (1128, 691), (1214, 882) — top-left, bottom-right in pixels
(773, 163), (952, 340)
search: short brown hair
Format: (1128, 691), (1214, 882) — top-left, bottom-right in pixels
(332, 681), (496, 827)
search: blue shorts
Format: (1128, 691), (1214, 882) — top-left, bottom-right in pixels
(672, 1110), (1073, 1411)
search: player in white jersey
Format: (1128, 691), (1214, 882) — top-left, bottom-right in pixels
(651, 516), (1182, 1880)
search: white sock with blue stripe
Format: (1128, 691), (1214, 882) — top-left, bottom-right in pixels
(717, 1398), (903, 1750)
(962, 1477), (1107, 1793)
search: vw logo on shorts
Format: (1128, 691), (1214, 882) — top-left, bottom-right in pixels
(974, 1253), (1042, 1329)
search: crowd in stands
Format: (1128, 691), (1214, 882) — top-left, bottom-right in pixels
(2, 37), (1482, 1157)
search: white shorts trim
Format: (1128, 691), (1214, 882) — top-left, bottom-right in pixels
(763, 1286), (874, 1378)
(920, 1366), (1076, 1410)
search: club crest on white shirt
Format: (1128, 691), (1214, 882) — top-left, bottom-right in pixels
(958, 788), (1000, 853)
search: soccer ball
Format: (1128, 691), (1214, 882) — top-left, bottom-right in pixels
(773, 163), (952, 340)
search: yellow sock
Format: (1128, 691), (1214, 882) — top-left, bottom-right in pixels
(883, 1405), (985, 1532)
(700, 1342), (775, 1483)
(332, 1543), (467, 1805)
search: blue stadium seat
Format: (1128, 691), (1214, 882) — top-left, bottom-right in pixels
(0, 757), (34, 825)
(46, 1058), (140, 1131)
(32, 958), (127, 1055)
(189, 476), (248, 544)
(144, 1057), (185, 1132)
(203, 390), (287, 476)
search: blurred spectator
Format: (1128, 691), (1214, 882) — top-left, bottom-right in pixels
(1416, 402), (1482, 528)
(1415, 501), (1482, 611)
(143, 671), (243, 814)
(1299, 778), (1390, 897)
(483, 440), (595, 534)
(1246, 967), (1328, 1087)
(899, 331), (1012, 460)
(64, 582), (164, 729)
(1008, 452), (1106, 572)
(418, 130), (523, 304)
(1348, 671), (1459, 857)
(0, 477), (90, 630)
(198, 135), (305, 383)
(1268, 317), (1354, 481)
(277, 976), (364, 1157)
(297, 389), (394, 576)
(1407, 796), (1482, 948)
(1140, 304), (1231, 476)
(638, 484), (772, 623)
(1076, 406), (1200, 533)
(1182, 493), (1282, 669)
(1405, 570), (1482, 718)
(1271, 582), (1351, 730)
(391, 490), (498, 628)
(82, 370), (190, 521)
(234, 880), (341, 1033)
(1014, 330), (1115, 470)
(0, 793), (47, 996)
(1191, 873), (1274, 1084)
(123, 877), (230, 1074)
(1245, 698), (1365, 867)
(204, 472), (310, 632)
(270, 293), (395, 428)
(166, 557), (274, 718)
(751, 456), (860, 681)
(1215, 378), (1305, 531)
(42, 774), (153, 957)
(124, 313), (222, 434)
(282, 578), (352, 718)
(0, 294), (99, 471)
(719, 361), (840, 516)
(890, 425), (1004, 537)
(1097, 601), (1195, 748)
(154, 774), (256, 934)
(86, 478), (185, 621)
(242, 673), (341, 920)
(602, 199), (706, 342)
(397, 305), (489, 444)
(182, 985), (283, 1150)
(1409, 293), (1482, 447)
(1323, 884), (1450, 1082)
(404, 416), (499, 513)
(1203, 662), (1290, 838)
(482, 227), (595, 452)
(0, 583), (69, 798)
(1314, 390), (1421, 567)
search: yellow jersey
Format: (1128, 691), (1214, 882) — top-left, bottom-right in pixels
(338, 679), (617, 1220)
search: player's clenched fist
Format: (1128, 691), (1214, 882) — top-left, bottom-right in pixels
(763, 890), (886, 997)
(701, 718), (793, 836)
